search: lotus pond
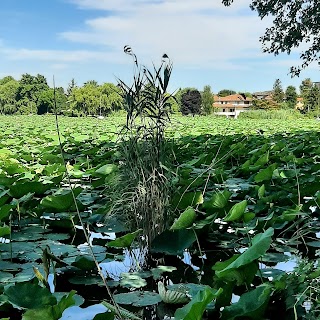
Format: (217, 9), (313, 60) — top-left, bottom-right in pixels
(0, 115), (320, 320)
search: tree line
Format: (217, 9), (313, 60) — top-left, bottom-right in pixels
(0, 75), (124, 116)
(252, 78), (320, 113)
(0, 74), (318, 116)
(0, 74), (214, 116)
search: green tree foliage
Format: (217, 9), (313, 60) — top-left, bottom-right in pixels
(299, 78), (320, 113)
(175, 87), (197, 108)
(66, 78), (77, 97)
(304, 85), (320, 113)
(201, 85), (214, 115)
(272, 79), (284, 103)
(99, 83), (123, 114)
(0, 74), (124, 116)
(285, 86), (298, 109)
(181, 90), (202, 116)
(37, 87), (67, 115)
(222, 0), (320, 76)
(0, 77), (19, 114)
(67, 82), (123, 116)
(252, 99), (279, 110)
(300, 78), (313, 96)
(16, 74), (50, 114)
(0, 76), (15, 85)
(239, 92), (252, 98)
(84, 80), (98, 87)
(70, 82), (100, 116)
(167, 95), (180, 113)
(218, 89), (236, 97)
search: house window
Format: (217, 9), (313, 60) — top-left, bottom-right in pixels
(222, 108), (226, 112)
(230, 108), (235, 112)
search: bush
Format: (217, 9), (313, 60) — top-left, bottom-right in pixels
(239, 109), (303, 120)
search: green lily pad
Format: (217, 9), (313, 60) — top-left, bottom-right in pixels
(40, 187), (83, 211)
(120, 272), (147, 288)
(114, 291), (162, 307)
(151, 229), (196, 255)
(72, 255), (96, 271)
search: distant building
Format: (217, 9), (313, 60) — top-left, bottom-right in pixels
(314, 82), (320, 90)
(213, 94), (252, 118)
(252, 91), (273, 100)
(296, 97), (304, 110)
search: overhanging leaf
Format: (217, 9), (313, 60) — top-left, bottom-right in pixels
(254, 164), (277, 183)
(0, 225), (10, 237)
(216, 228), (274, 278)
(203, 190), (231, 209)
(174, 287), (222, 320)
(22, 291), (76, 320)
(224, 200), (247, 222)
(221, 284), (272, 320)
(95, 164), (117, 176)
(170, 207), (196, 230)
(107, 229), (142, 248)
(4, 283), (56, 309)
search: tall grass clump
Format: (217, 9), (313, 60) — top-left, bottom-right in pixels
(114, 47), (174, 246)
(239, 109), (303, 120)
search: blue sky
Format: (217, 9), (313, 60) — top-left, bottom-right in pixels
(0, 0), (318, 93)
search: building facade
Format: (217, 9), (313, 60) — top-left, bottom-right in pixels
(213, 94), (252, 118)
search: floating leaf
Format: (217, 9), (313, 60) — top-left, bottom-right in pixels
(72, 255), (96, 271)
(40, 187), (82, 211)
(151, 229), (196, 255)
(114, 291), (161, 307)
(120, 273), (147, 288)
(151, 266), (176, 280)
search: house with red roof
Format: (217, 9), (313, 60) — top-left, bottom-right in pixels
(213, 93), (252, 118)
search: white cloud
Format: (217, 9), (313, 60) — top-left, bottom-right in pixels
(69, 0), (251, 14)
(62, 0), (270, 69)
(0, 46), (126, 64)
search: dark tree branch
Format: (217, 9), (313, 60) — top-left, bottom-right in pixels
(222, 0), (320, 76)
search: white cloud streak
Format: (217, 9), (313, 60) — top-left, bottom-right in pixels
(0, 46), (126, 64)
(62, 0), (270, 68)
